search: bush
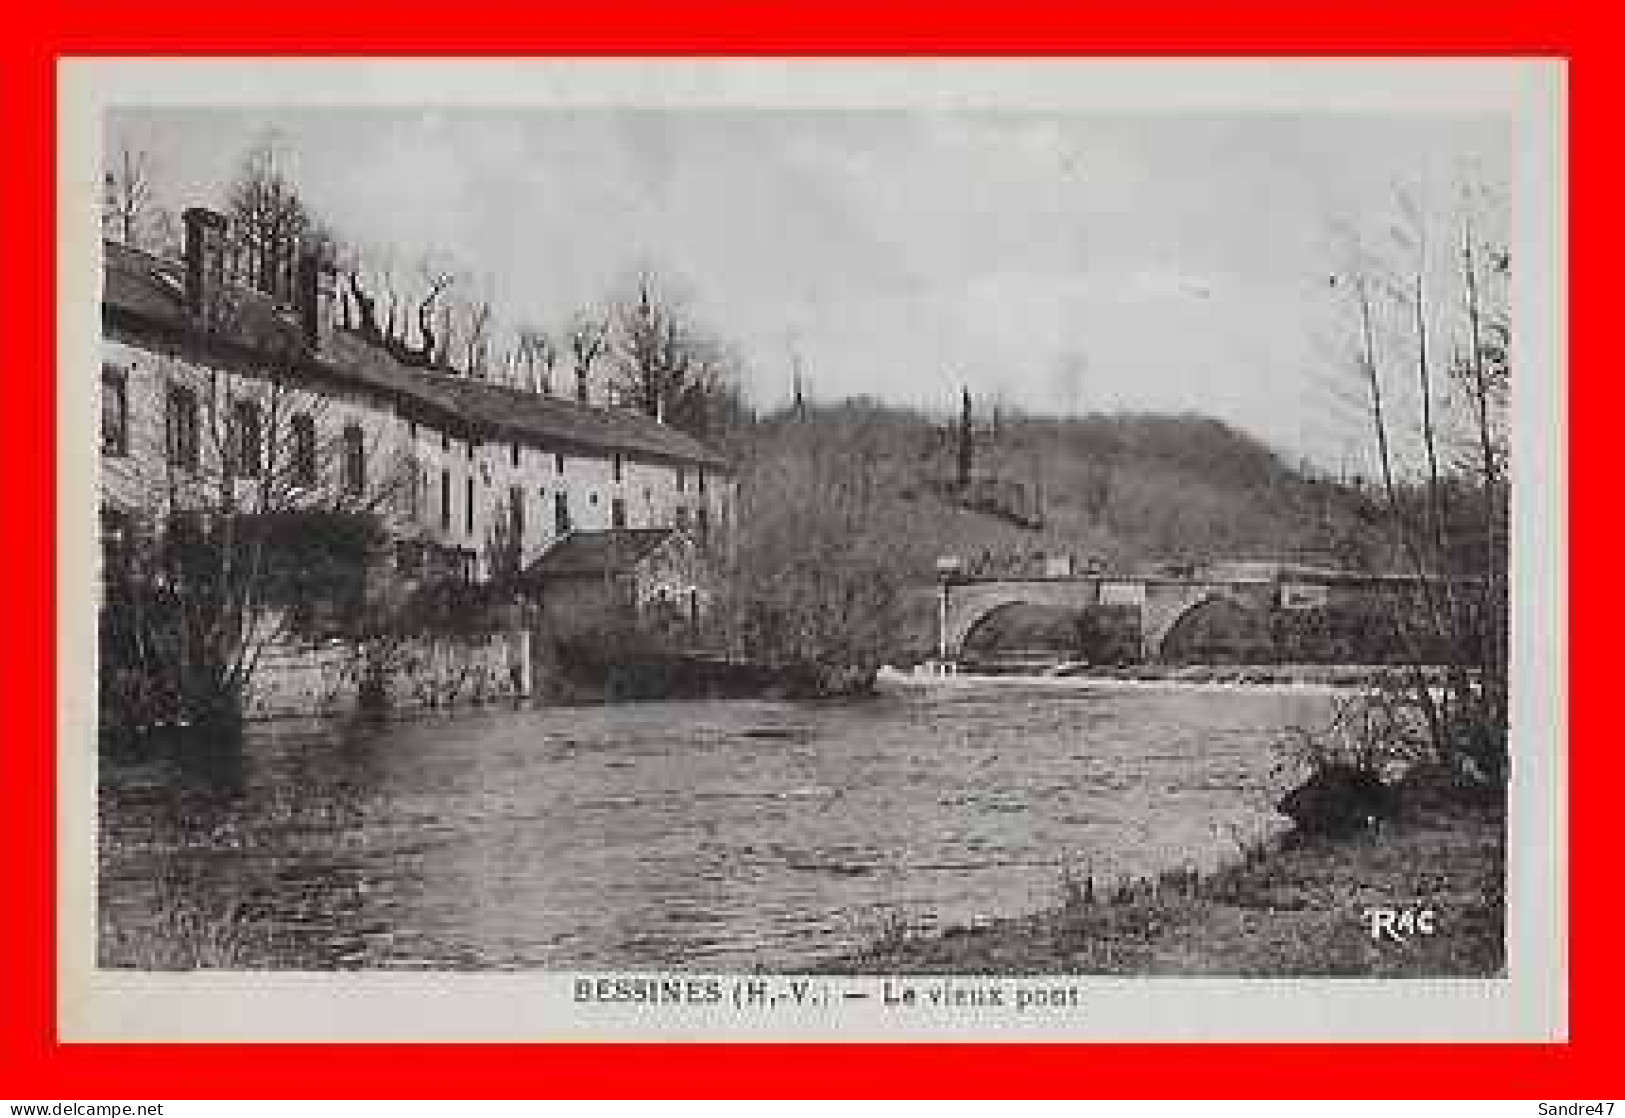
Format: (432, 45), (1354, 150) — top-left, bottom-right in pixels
(1271, 677), (1425, 835)
(1277, 764), (1393, 837)
(1275, 675), (1431, 782)
(1273, 669), (1505, 836)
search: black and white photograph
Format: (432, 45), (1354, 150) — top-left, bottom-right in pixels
(62, 59), (1565, 1041)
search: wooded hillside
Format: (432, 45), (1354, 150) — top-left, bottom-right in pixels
(721, 400), (1391, 667)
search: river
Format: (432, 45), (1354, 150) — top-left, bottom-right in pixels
(98, 683), (1336, 970)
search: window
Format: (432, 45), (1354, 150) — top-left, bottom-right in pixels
(467, 439), (476, 461)
(512, 442), (522, 468)
(465, 475), (475, 538)
(610, 497), (627, 529)
(164, 383), (200, 471)
(341, 424), (366, 496)
(695, 506), (710, 540)
(100, 508), (130, 592)
(554, 492), (571, 535)
(509, 485), (525, 550)
(290, 414), (317, 488)
(442, 432), (450, 454)
(698, 467), (707, 495)
(675, 466), (687, 493)
(554, 452), (565, 475)
(228, 398), (262, 478)
(411, 464), (427, 519)
(100, 365), (128, 457)
(612, 453), (624, 482)
(395, 539), (425, 579)
(674, 505), (690, 531)
(440, 468), (452, 531)
(409, 420), (418, 442)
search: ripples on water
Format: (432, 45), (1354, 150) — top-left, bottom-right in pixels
(99, 685), (1332, 970)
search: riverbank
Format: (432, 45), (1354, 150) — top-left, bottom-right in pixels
(549, 643), (878, 703)
(812, 792), (1504, 977)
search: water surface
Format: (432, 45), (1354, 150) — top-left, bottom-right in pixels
(99, 685), (1332, 970)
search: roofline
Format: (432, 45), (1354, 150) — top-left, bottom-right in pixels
(520, 526), (692, 580)
(102, 288), (734, 473)
(406, 364), (735, 472)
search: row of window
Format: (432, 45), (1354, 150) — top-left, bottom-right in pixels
(504, 443), (708, 494)
(103, 366), (717, 535)
(434, 471), (478, 537)
(463, 432), (713, 499)
(104, 365), (369, 497)
(433, 478), (710, 553)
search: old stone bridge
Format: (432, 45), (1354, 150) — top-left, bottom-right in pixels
(937, 566), (1425, 663)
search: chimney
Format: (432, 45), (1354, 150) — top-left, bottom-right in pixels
(297, 245), (338, 356)
(182, 207), (228, 323)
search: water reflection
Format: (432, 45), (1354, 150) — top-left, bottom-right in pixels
(99, 686), (1331, 970)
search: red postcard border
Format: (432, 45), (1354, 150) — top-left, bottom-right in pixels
(1, 0), (1601, 1099)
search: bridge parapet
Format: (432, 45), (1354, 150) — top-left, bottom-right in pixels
(940, 573), (1360, 662)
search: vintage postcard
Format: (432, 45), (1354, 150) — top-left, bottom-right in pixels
(57, 58), (1566, 1041)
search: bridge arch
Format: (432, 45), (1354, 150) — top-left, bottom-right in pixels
(960, 600), (1090, 657)
(940, 579), (1101, 659)
(941, 577), (1280, 663)
(1148, 590), (1273, 663)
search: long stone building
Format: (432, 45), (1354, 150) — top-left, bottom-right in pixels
(98, 207), (736, 714)
(101, 207), (733, 584)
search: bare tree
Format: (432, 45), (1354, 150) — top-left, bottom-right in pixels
(721, 413), (906, 694)
(414, 265), (455, 369)
(568, 309), (610, 405)
(605, 271), (732, 426)
(223, 135), (314, 302)
(1451, 193), (1511, 750)
(1394, 188), (1449, 560)
(456, 278), (496, 379)
(102, 144), (178, 253)
(1322, 184), (1511, 785)
(513, 325), (559, 395)
(610, 272), (684, 417)
(340, 240), (410, 348)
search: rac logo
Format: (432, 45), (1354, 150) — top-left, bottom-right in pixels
(1362, 906), (1438, 943)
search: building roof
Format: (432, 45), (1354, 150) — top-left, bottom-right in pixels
(102, 239), (731, 471)
(522, 528), (685, 580)
(104, 239), (189, 323)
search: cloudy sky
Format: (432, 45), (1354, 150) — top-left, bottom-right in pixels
(105, 106), (1507, 467)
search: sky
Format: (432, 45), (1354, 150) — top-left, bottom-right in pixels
(104, 107), (1509, 468)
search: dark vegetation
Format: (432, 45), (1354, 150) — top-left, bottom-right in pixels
(721, 399), (1395, 673)
(99, 508), (385, 751)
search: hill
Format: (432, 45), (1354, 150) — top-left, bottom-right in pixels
(719, 401), (1386, 668)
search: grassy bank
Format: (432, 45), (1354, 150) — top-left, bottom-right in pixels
(814, 795), (1504, 977)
